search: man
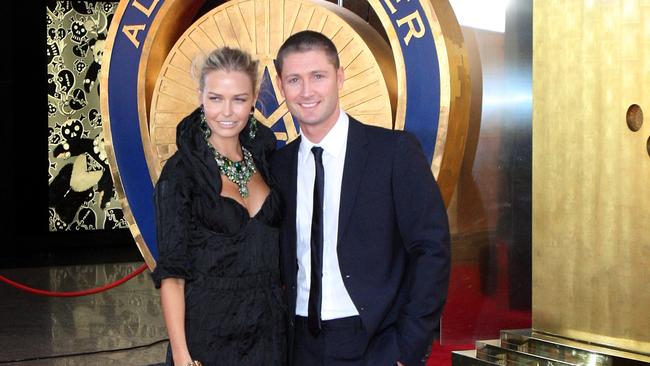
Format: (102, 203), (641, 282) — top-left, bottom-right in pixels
(271, 30), (450, 366)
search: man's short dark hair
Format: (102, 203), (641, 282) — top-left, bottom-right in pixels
(275, 30), (340, 75)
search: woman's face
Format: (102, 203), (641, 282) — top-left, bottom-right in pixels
(200, 69), (255, 142)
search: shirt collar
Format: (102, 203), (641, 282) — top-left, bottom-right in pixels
(299, 109), (349, 163)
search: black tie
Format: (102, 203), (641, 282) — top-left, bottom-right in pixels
(308, 146), (324, 337)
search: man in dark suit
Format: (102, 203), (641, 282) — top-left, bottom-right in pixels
(271, 30), (450, 366)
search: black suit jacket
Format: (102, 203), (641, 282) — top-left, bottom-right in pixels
(271, 117), (450, 366)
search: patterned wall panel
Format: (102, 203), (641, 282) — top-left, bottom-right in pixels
(47, 1), (127, 231)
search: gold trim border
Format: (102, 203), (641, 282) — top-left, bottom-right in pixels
(100, 0), (156, 270)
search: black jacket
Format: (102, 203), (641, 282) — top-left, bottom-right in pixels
(271, 117), (450, 366)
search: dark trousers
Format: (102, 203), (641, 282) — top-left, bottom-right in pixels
(293, 316), (369, 366)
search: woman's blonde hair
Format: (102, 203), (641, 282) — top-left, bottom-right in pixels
(192, 47), (259, 93)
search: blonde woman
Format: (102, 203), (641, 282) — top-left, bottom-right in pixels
(152, 47), (286, 366)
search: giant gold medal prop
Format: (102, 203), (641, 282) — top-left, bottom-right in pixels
(102, 0), (470, 268)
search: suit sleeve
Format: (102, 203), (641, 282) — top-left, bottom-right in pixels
(392, 132), (451, 365)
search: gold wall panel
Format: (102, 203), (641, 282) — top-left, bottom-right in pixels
(533, 0), (650, 355)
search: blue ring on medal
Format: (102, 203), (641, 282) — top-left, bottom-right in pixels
(376, 0), (442, 162)
(106, 2), (163, 259)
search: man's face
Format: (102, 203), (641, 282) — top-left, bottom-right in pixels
(277, 49), (344, 131)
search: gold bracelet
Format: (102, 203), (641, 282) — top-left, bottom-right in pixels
(184, 361), (202, 366)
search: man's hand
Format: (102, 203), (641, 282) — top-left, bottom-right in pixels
(397, 362), (404, 366)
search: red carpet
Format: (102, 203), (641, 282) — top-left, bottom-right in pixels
(427, 241), (532, 365)
(427, 341), (474, 365)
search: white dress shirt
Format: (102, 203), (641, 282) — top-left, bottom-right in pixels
(295, 110), (359, 319)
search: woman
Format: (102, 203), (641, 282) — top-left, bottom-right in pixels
(151, 47), (286, 366)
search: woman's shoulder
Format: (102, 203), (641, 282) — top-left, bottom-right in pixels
(156, 151), (190, 187)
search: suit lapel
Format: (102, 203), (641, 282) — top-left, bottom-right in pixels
(285, 138), (300, 275)
(338, 118), (368, 244)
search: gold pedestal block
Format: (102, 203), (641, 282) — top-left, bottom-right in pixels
(452, 330), (650, 366)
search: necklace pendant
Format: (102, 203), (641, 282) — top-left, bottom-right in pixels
(204, 136), (256, 199)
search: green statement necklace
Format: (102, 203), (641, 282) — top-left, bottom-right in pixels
(206, 142), (256, 198)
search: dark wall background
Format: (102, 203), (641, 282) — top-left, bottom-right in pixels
(2, 6), (16, 260)
(2, 2), (138, 268)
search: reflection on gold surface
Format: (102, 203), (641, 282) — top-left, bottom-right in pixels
(0, 263), (167, 363)
(49, 264), (165, 352)
(452, 329), (650, 365)
(533, 0), (650, 355)
(422, 1), (472, 206)
(446, 26), (483, 236)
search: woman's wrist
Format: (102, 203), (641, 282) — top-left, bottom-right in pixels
(172, 352), (194, 366)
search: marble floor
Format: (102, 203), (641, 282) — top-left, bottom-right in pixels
(0, 262), (168, 366)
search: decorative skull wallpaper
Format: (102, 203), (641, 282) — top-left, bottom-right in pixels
(47, 1), (127, 231)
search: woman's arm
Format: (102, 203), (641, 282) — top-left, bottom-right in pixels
(161, 277), (192, 366)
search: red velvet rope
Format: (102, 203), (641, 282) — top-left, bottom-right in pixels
(0, 263), (149, 297)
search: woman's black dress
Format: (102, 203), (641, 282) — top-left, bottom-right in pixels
(151, 108), (286, 366)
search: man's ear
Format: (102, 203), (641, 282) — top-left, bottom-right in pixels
(276, 75), (285, 98)
(337, 67), (345, 90)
